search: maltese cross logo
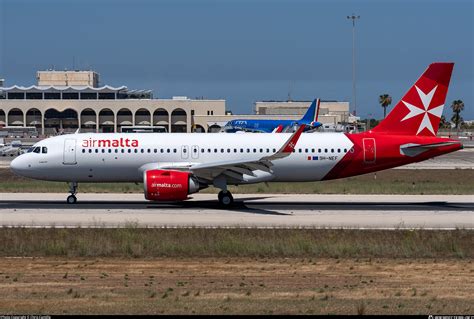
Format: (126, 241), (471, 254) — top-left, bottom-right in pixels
(401, 85), (444, 135)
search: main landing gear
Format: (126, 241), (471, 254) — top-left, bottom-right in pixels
(218, 190), (234, 207)
(67, 182), (78, 204)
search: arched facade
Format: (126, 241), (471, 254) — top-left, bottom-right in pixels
(153, 108), (169, 132)
(171, 108), (187, 133)
(26, 108), (42, 129)
(8, 108), (24, 126)
(208, 124), (222, 133)
(192, 124), (206, 133)
(117, 108), (133, 132)
(135, 108), (152, 126)
(44, 108), (78, 134)
(0, 109), (6, 127)
(99, 108), (115, 133)
(80, 108), (97, 132)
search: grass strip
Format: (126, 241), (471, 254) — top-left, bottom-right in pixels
(0, 228), (471, 259)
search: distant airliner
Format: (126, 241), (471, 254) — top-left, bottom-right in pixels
(11, 63), (461, 207)
(223, 99), (322, 133)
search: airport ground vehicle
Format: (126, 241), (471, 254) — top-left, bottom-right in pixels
(11, 63), (462, 206)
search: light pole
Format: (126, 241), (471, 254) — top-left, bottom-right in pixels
(347, 14), (360, 117)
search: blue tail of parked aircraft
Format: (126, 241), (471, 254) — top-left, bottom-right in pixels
(300, 98), (320, 124)
(223, 98), (322, 133)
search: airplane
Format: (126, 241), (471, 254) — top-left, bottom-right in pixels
(10, 62), (462, 207)
(223, 98), (322, 133)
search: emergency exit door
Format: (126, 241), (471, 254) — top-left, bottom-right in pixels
(63, 139), (77, 165)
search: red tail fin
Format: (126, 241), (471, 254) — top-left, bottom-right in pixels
(372, 62), (454, 136)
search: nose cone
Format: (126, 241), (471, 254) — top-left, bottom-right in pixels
(10, 155), (29, 176)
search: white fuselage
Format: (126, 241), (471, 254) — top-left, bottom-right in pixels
(11, 132), (353, 184)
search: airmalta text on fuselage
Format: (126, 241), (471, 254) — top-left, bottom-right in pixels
(81, 138), (139, 148)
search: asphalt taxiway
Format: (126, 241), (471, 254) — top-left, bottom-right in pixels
(0, 193), (472, 229)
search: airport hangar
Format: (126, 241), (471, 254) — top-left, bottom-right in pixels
(0, 70), (351, 136)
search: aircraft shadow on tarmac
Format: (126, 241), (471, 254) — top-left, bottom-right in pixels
(1, 198), (473, 216)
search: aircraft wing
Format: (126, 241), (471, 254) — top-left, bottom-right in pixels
(159, 124), (305, 183)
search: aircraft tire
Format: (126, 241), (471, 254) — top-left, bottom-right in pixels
(66, 194), (77, 204)
(218, 191), (234, 207)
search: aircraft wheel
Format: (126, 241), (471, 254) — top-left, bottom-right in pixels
(66, 194), (77, 204)
(218, 191), (234, 207)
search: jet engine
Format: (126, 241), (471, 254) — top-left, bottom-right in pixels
(144, 169), (200, 201)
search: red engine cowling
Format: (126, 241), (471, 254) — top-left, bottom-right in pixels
(144, 169), (200, 201)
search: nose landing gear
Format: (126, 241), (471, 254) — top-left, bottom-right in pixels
(67, 182), (78, 204)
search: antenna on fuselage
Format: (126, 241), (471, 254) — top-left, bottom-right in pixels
(74, 128), (80, 134)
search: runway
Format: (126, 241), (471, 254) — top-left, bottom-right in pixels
(0, 193), (473, 229)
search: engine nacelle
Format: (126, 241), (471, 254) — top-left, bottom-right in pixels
(144, 169), (200, 201)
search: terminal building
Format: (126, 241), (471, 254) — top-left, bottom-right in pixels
(0, 70), (352, 136)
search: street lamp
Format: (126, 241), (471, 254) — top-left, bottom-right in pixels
(347, 14), (360, 116)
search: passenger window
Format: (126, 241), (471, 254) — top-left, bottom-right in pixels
(167, 149), (170, 153)
(221, 149), (224, 153)
(344, 148), (347, 153)
(173, 149), (177, 153)
(325, 149), (328, 153)
(121, 149), (125, 153)
(108, 149), (112, 153)
(273, 148), (276, 153)
(154, 149), (157, 153)
(183, 148), (187, 153)
(318, 149), (321, 153)
(201, 149), (205, 153)
(101, 149), (105, 153)
(266, 148), (269, 153)
(298, 149), (302, 153)
(134, 149), (138, 153)
(95, 149), (99, 153)
(337, 149), (341, 153)
(193, 148), (197, 153)
(227, 149), (231, 153)
(214, 149), (217, 153)
(259, 148), (263, 153)
(208, 149), (211, 153)
(82, 149), (85, 153)
(311, 149), (315, 153)
(253, 149), (256, 153)
(147, 149), (151, 153)
(115, 149), (118, 153)
(89, 149), (92, 153)
(160, 149), (164, 153)
(234, 149), (237, 153)
(331, 149), (334, 153)
(240, 148), (243, 153)
(305, 149), (308, 153)
(128, 149), (131, 153)
(247, 149), (250, 153)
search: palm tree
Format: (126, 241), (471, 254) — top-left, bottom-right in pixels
(450, 100), (464, 129)
(439, 115), (450, 129)
(379, 94), (392, 118)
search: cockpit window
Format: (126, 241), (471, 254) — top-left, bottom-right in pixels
(27, 148), (34, 153)
(33, 147), (41, 153)
(42, 147), (48, 154)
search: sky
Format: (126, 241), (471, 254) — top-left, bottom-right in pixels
(0, 0), (473, 119)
